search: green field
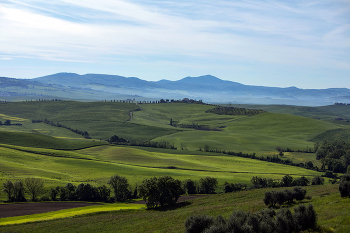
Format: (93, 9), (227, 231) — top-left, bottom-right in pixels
(0, 184), (348, 232)
(0, 101), (349, 232)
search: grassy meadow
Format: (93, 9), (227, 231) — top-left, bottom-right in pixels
(0, 101), (349, 232)
(0, 184), (348, 232)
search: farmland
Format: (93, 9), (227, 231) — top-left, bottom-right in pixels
(0, 101), (349, 232)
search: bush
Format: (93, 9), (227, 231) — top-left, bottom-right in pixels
(311, 176), (325, 185)
(294, 204), (317, 231)
(339, 174), (350, 197)
(293, 186), (307, 201)
(185, 215), (214, 233)
(185, 204), (317, 233)
(264, 187), (306, 207)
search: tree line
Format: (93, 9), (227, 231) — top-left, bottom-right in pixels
(206, 106), (266, 116)
(315, 140), (350, 173)
(32, 119), (91, 139)
(198, 144), (318, 172)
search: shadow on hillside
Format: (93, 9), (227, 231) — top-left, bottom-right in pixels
(151, 201), (192, 211)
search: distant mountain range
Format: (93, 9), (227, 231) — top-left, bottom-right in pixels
(0, 72), (349, 106)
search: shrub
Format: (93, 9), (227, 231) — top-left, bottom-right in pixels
(293, 186), (307, 201)
(185, 204), (317, 233)
(311, 176), (325, 185)
(185, 215), (214, 233)
(281, 175), (293, 187)
(274, 208), (295, 233)
(339, 174), (350, 197)
(294, 204), (317, 231)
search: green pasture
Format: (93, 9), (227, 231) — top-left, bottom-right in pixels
(132, 104), (338, 154)
(0, 203), (145, 226)
(0, 143), (321, 201)
(0, 101), (178, 141)
(0, 184), (348, 232)
(0, 131), (103, 149)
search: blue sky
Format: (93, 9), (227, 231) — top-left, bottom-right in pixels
(0, 0), (349, 89)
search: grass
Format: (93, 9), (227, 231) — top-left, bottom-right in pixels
(0, 203), (145, 226)
(0, 143), (322, 202)
(0, 101), (178, 141)
(132, 104), (338, 154)
(0, 184), (348, 232)
(0, 131), (103, 149)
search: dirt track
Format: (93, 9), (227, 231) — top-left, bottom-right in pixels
(0, 202), (100, 218)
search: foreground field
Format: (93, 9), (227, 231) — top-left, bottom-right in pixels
(0, 143), (321, 201)
(0, 184), (348, 232)
(0, 203), (145, 226)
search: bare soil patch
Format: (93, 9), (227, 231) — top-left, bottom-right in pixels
(132, 195), (207, 204)
(0, 202), (100, 218)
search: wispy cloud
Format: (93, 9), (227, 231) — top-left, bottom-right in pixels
(0, 0), (349, 86)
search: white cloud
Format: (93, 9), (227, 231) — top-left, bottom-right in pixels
(0, 0), (349, 71)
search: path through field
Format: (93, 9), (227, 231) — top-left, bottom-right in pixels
(0, 202), (100, 218)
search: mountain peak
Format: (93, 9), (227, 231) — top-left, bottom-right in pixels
(179, 75), (222, 83)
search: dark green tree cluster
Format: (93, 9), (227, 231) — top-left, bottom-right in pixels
(50, 183), (111, 202)
(339, 174), (350, 197)
(129, 140), (176, 149)
(263, 187), (307, 207)
(185, 204), (317, 233)
(206, 106), (265, 116)
(49, 175), (136, 202)
(315, 140), (350, 173)
(138, 176), (183, 208)
(2, 178), (46, 202)
(2, 180), (27, 202)
(223, 182), (247, 193)
(311, 176), (324, 185)
(182, 177), (218, 195)
(251, 175), (312, 189)
(108, 135), (128, 144)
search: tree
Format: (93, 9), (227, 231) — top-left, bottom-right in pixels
(2, 180), (15, 202)
(24, 178), (45, 201)
(108, 175), (130, 202)
(311, 176), (324, 185)
(199, 177), (218, 194)
(281, 175), (294, 187)
(4, 120), (11, 125)
(183, 179), (197, 194)
(13, 180), (26, 202)
(339, 174), (350, 197)
(138, 176), (182, 208)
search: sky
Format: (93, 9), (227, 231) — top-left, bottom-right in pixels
(0, 0), (349, 89)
